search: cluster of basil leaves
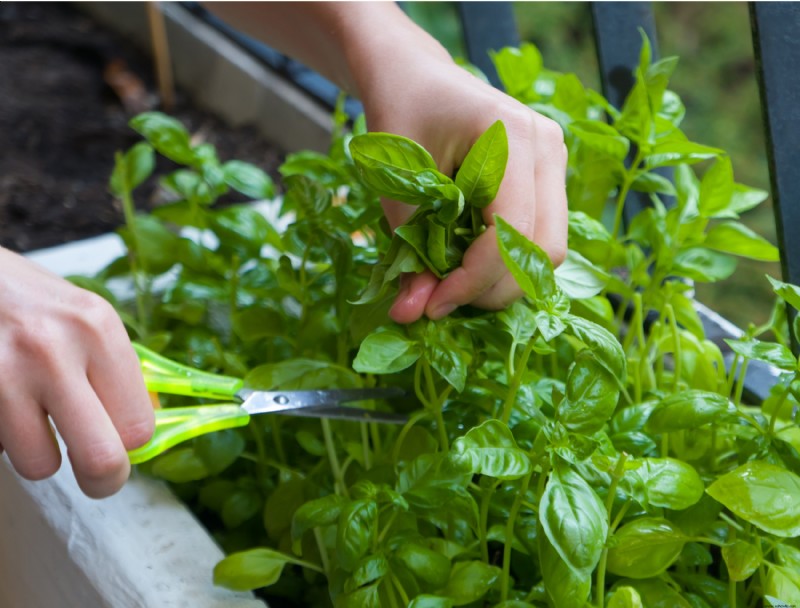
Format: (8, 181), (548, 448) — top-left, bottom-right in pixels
(79, 32), (800, 608)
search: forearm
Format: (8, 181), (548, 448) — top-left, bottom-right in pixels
(203, 2), (452, 100)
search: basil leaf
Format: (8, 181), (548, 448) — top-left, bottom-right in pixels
(336, 499), (378, 572)
(767, 275), (800, 312)
(496, 215), (556, 303)
(697, 156), (734, 217)
(222, 160), (274, 199)
(440, 560), (501, 606)
(539, 466), (608, 573)
(455, 120), (508, 208)
(646, 390), (736, 432)
(559, 350), (620, 433)
(109, 142), (155, 197)
(623, 457), (704, 511)
(450, 419), (531, 480)
(723, 337), (796, 370)
(607, 586), (644, 608)
(706, 461), (800, 537)
(539, 529), (592, 608)
(606, 517), (686, 578)
(722, 540), (762, 582)
(704, 221), (779, 261)
(353, 328), (422, 374)
(213, 548), (291, 591)
(673, 247), (737, 282)
(570, 120), (629, 160)
(345, 554), (389, 592)
(554, 250), (609, 299)
(645, 139), (723, 169)
(130, 111), (196, 165)
(564, 314), (627, 379)
(491, 44), (542, 101)
(408, 595), (454, 608)
(292, 494), (346, 542)
(393, 542), (451, 590)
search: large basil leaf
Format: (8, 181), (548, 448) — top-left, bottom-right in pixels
(455, 120), (508, 208)
(706, 461), (800, 537)
(645, 390), (736, 433)
(538, 529), (592, 608)
(336, 499), (378, 572)
(213, 547), (292, 591)
(439, 561), (501, 606)
(353, 328), (422, 374)
(539, 466), (608, 573)
(606, 517), (686, 578)
(622, 457), (704, 511)
(450, 419), (531, 480)
(559, 350), (620, 433)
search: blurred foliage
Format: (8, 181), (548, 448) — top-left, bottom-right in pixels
(403, 1), (780, 329)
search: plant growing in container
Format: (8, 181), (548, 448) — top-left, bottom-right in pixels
(80, 34), (799, 608)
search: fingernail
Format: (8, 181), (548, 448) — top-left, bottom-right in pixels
(429, 302), (457, 320)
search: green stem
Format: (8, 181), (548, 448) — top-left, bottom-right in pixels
(392, 409), (431, 464)
(501, 338), (536, 424)
(321, 418), (348, 497)
(119, 185), (148, 333)
(480, 480), (501, 564)
(768, 378), (794, 435)
(729, 576), (737, 608)
(611, 155), (643, 241)
(501, 472), (533, 602)
(666, 303), (682, 391)
(733, 359), (750, 407)
(313, 527), (330, 577)
(360, 422), (372, 470)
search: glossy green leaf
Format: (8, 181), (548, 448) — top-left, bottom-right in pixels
(625, 457), (704, 510)
(723, 337), (796, 370)
(606, 517), (686, 578)
(565, 314), (627, 379)
(767, 275), (800, 312)
(698, 156), (734, 217)
(646, 390), (735, 432)
(393, 542), (451, 590)
(722, 540), (761, 582)
(559, 350), (619, 433)
(539, 529), (592, 608)
(672, 247), (737, 282)
(704, 222), (779, 261)
(110, 142), (155, 197)
(346, 554), (389, 592)
(455, 120), (508, 208)
(408, 595), (454, 608)
(213, 547), (291, 591)
(353, 328), (422, 374)
(706, 461), (800, 537)
(292, 494), (346, 541)
(222, 160), (274, 199)
(554, 250), (609, 299)
(450, 419), (531, 480)
(540, 466), (608, 573)
(570, 120), (629, 160)
(631, 171), (677, 196)
(336, 499), (378, 571)
(130, 112), (195, 165)
(496, 215), (556, 303)
(607, 586), (644, 608)
(645, 139), (723, 168)
(150, 447), (209, 482)
(440, 560), (501, 606)
(491, 44), (542, 100)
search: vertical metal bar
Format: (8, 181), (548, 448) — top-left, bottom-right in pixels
(457, 2), (520, 89)
(750, 2), (800, 298)
(591, 2), (670, 222)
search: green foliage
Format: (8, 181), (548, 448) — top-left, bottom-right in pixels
(91, 36), (800, 608)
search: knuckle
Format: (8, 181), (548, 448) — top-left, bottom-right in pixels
(70, 290), (121, 338)
(536, 116), (566, 150)
(76, 441), (128, 484)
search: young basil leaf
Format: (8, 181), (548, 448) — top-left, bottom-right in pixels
(538, 529), (592, 608)
(644, 139), (723, 169)
(150, 447), (209, 482)
(767, 275), (800, 312)
(706, 461), (800, 537)
(564, 314), (627, 379)
(672, 247), (737, 282)
(723, 337), (796, 370)
(439, 560), (501, 606)
(393, 542), (451, 591)
(554, 250), (609, 299)
(222, 160), (274, 200)
(704, 222), (779, 261)
(221, 488), (262, 529)
(353, 328), (422, 374)
(569, 120), (630, 160)
(558, 350), (619, 434)
(129, 111), (196, 165)
(213, 547), (292, 591)
(606, 517), (686, 579)
(454, 120), (508, 208)
(211, 204), (278, 257)
(697, 156), (734, 218)
(607, 586), (644, 608)
(345, 553), (389, 592)
(645, 390), (736, 433)
(615, 71), (651, 146)
(722, 540), (762, 582)
(336, 499), (378, 572)
(630, 171), (677, 196)
(193, 429), (245, 476)
(450, 419), (531, 480)
(291, 494), (346, 542)
(534, 310), (567, 342)
(490, 44), (542, 101)
(109, 142), (155, 197)
(623, 457), (704, 511)
(495, 215), (556, 303)
(539, 466), (608, 573)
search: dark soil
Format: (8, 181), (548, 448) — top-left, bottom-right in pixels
(0, 1), (285, 252)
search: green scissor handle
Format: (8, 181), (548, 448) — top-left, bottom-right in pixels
(129, 343), (250, 464)
(133, 342), (244, 400)
(128, 405), (251, 464)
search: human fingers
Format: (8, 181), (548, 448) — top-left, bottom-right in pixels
(0, 391), (62, 482)
(389, 270), (438, 324)
(425, 111), (567, 316)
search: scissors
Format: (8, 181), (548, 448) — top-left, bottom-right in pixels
(128, 343), (407, 464)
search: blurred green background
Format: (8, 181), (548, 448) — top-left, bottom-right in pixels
(403, 2), (780, 330)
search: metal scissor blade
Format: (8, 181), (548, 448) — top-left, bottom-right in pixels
(237, 387), (406, 422)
